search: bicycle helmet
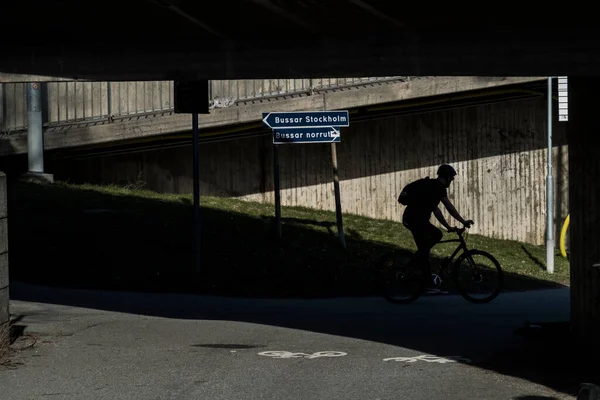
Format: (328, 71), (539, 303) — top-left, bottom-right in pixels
(437, 164), (457, 178)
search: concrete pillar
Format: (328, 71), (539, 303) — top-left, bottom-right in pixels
(27, 82), (43, 173)
(567, 77), (600, 355)
(0, 172), (8, 347)
(22, 82), (53, 183)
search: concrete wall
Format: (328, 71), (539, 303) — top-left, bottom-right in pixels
(49, 96), (568, 246)
(0, 172), (8, 345)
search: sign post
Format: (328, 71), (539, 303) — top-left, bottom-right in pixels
(545, 76), (569, 274)
(262, 110), (349, 249)
(330, 142), (346, 249)
(546, 76), (554, 274)
(273, 144), (282, 240)
(174, 80), (210, 276)
(192, 113), (201, 273)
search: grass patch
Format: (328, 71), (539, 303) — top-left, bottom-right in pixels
(6, 180), (569, 297)
(0, 316), (35, 370)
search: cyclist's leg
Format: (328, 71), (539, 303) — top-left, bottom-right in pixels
(406, 221), (434, 287)
(426, 222), (443, 248)
(425, 222), (449, 292)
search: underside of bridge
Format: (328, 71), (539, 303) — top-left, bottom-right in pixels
(2, 2), (600, 79)
(2, 1), (599, 356)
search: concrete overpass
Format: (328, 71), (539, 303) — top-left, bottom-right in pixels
(1, 1), (599, 362)
(0, 76), (544, 155)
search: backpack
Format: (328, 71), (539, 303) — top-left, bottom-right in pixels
(398, 177), (429, 206)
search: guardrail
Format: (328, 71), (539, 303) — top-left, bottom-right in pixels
(0, 77), (405, 135)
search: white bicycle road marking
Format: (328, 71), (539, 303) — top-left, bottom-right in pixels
(257, 351), (470, 364)
(383, 355), (472, 364)
(258, 351), (347, 359)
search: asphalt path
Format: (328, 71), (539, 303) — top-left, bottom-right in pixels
(0, 283), (581, 400)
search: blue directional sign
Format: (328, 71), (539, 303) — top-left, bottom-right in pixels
(262, 111), (349, 129)
(273, 127), (341, 144)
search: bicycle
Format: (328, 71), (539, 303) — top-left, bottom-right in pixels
(373, 227), (504, 304)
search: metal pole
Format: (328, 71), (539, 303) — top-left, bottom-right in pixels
(107, 82), (112, 120)
(27, 82), (44, 173)
(273, 144), (282, 240)
(546, 77), (554, 273)
(331, 142), (346, 249)
(192, 112), (201, 274)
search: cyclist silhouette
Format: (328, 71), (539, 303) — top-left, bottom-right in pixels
(398, 164), (474, 293)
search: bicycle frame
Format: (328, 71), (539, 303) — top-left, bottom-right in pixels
(377, 227), (473, 276)
(432, 227), (471, 268)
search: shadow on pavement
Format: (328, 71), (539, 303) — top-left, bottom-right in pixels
(8, 281), (594, 399)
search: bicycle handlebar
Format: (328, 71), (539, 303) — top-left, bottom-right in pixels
(450, 226), (468, 235)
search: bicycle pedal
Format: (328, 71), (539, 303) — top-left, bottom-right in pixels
(425, 288), (449, 295)
(431, 274), (442, 287)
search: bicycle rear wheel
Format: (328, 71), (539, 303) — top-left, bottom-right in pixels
(452, 249), (504, 303)
(373, 250), (424, 304)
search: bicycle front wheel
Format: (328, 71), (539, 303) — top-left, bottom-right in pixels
(452, 249), (504, 303)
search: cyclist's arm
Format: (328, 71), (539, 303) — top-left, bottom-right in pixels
(440, 197), (470, 226)
(433, 206), (453, 231)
